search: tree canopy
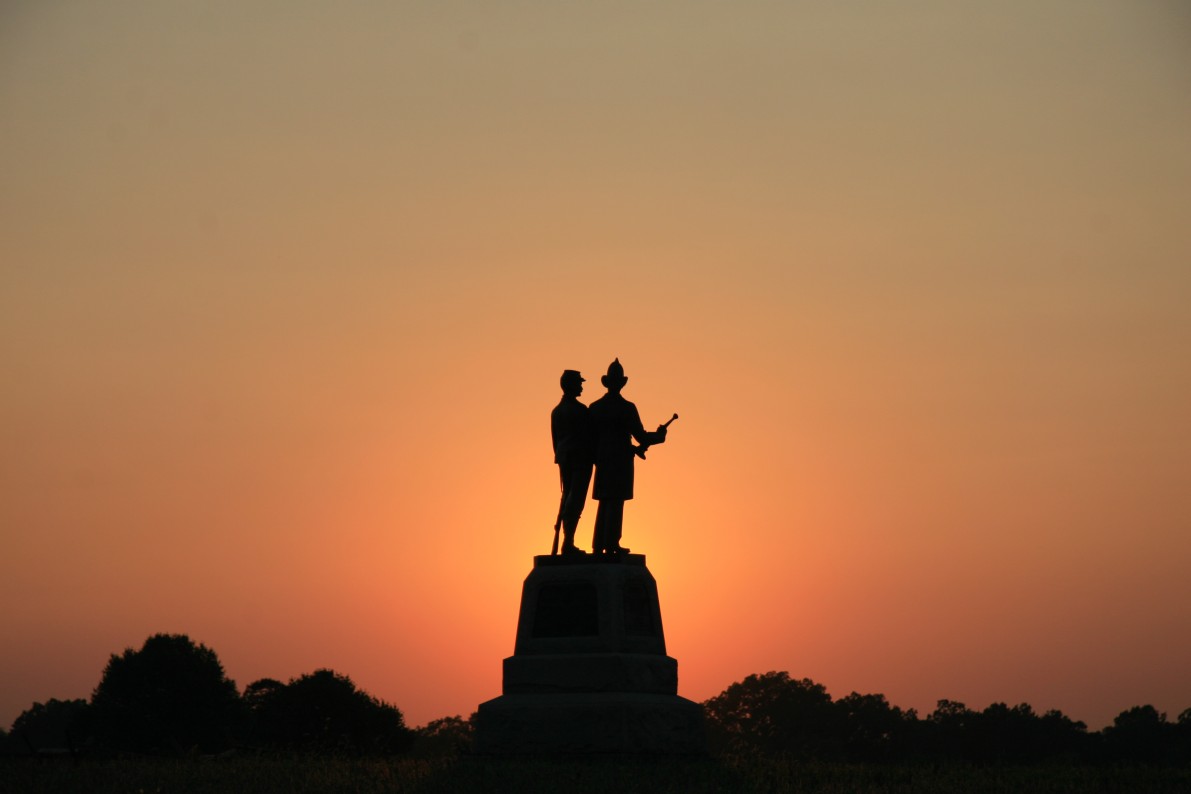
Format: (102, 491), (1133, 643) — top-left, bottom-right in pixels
(90, 633), (241, 754)
(244, 669), (413, 754)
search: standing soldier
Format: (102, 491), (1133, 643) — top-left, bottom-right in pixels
(551, 369), (593, 556)
(588, 359), (667, 555)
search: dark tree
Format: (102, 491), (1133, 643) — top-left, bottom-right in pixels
(1103, 705), (1178, 763)
(243, 678), (285, 711)
(1036, 708), (1091, 761)
(410, 714), (474, 758)
(703, 671), (838, 757)
(924, 699), (976, 760)
(90, 633), (241, 754)
(921, 699), (1094, 763)
(245, 669), (413, 754)
(833, 691), (916, 761)
(7, 698), (91, 754)
(1177, 708), (1191, 764)
(969, 702), (1044, 762)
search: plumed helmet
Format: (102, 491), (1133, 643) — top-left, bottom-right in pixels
(602, 358), (627, 387)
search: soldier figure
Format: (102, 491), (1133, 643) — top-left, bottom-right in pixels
(551, 369), (593, 556)
(588, 359), (667, 554)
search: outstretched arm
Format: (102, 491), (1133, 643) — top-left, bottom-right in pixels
(631, 412), (676, 458)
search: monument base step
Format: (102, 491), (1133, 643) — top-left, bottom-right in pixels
(473, 691), (705, 755)
(503, 652), (678, 695)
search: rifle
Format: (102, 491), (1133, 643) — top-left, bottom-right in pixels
(551, 491), (565, 556)
(634, 413), (678, 460)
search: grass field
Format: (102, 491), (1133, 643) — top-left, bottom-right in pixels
(4, 755), (1189, 794)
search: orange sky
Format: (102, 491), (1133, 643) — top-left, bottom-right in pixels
(2, 2), (1190, 731)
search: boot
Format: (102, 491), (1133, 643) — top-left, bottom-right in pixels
(562, 522), (588, 556)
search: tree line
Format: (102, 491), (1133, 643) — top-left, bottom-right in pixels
(703, 671), (1191, 765)
(4, 635), (1189, 764)
(2, 634), (417, 757)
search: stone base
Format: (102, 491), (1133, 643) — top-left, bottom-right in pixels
(514, 555), (666, 657)
(473, 554), (706, 755)
(473, 691), (705, 755)
(504, 652), (677, 694)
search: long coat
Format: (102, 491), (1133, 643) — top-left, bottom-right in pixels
(588, 392), (660, 501)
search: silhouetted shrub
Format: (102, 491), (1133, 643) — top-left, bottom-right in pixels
(7, 698), (91, 755)
(921, 699), (1093, 763)
(923, 698), (975, 760)
(833, 691), (916, 761)
(1177, 708), (1191, 764)
(703, 671), (839, 758)
(90, 633), (241, 754)
(969, 703), (1047, 762)
(1036, 708), (1092, 762)
(1103, 705), (1180, 764)
(245, 669), (412, 754)
(410, 714), (474, 757)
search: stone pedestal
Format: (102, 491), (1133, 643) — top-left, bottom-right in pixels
(474, 554), (705, 755)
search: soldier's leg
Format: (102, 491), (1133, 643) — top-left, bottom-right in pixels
(561, 464), (592, 553)
(592, 500), (608, 553)
(605, 500), (626, 551)
(561, 506), (584, 554)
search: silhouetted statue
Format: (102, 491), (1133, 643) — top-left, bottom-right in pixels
(550, 369), (593, 556)
(588, 359), (670, 554)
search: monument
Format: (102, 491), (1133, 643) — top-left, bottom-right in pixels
(473, 361), (706, 754)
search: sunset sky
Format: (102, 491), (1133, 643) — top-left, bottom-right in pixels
(2, 2), (1189, 732)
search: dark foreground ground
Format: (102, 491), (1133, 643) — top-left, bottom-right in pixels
(4, 755), (1189, 794)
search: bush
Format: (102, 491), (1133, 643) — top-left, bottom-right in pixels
(410, 714), (474, 757)
(244, 669), (413, 754)
(7, 698), (91, 754)
(90, 633), (241, 754)
(703, 671), (838, 757)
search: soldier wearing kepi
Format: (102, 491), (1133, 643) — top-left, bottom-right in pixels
(551, 369), (593, 556)
(588, 359), (667, 555)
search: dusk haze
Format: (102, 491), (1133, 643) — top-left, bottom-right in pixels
(2, 1), (1189, 738)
